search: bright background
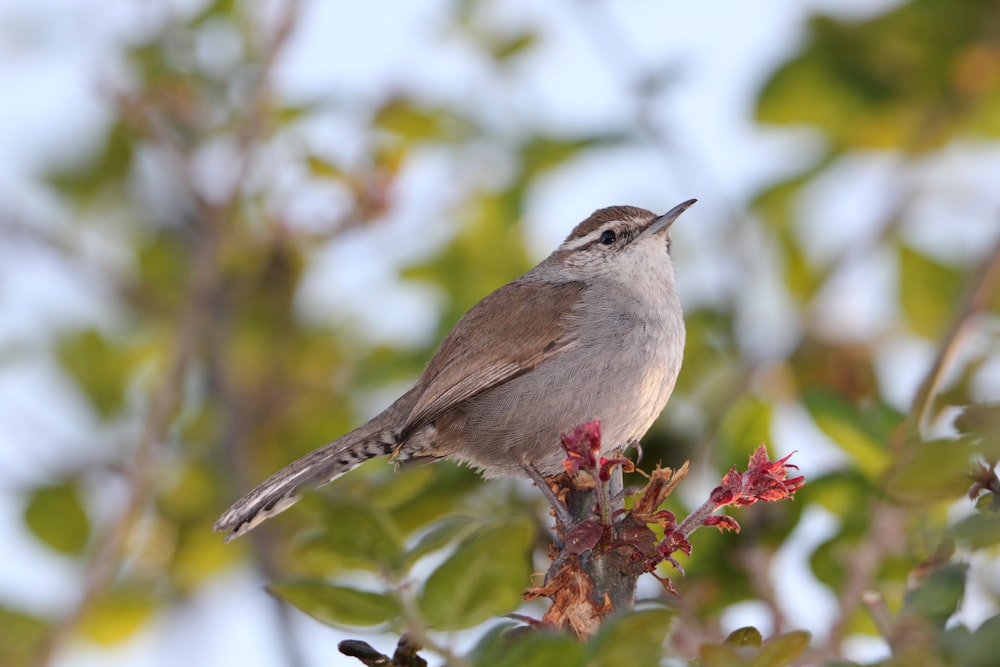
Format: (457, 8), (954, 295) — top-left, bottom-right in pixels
(2, 0), (999, 665)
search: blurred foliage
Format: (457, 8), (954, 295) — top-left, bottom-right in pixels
(2, 0), (1000, 666)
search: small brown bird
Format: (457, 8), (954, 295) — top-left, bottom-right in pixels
(215, 200), (695, 540)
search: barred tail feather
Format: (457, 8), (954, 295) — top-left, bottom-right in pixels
(213, 427), (398, 541)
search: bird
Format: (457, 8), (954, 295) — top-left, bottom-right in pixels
(215, 199), (695, 541)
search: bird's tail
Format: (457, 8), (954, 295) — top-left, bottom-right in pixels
(214, 388), (418, 541)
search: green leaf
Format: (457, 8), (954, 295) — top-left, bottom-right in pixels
(957, 613), (1000, 667)
(49, 121), (134, 199)
(755, 630), (811, 667)
(955, 403), (1000, 461)
(949, 513), (1000, 550)
(798, 472), (871, 520)
(724, 626), (763, 648)
(751, 156), (833, 291)
(168, 520), (237, 593)
(898, 246), (964, 339)
(699, 629), (809, 667)
(490, 31), (538, 60)
(471, 624), (585, 667)
(519, 135), (623, 182)
(418, 517), (535, 630)
(718, 395), (773, 470)
(291, 496), (403, 574)
(903, 562), (968, 629)
(306, 155), (346, 181)
(24, 481), (90, 555)
(374, 98), (473, 142)
(885, 439), (978, 504)
(57, 329), (138, 418)
(269, 581), (400, 628)
(755, 3), (999, 151)
(382, 464), (482, 535)
(802, 388), (891, 477)
(809, 535), (846, 592)
(79, 584), (156, 645)
(399, 515), (478, 569)
(402, 190), (534, 330)
(0, 607), (48, 667)
(586, 608), (674, 667)
(277, 101), (324, 124)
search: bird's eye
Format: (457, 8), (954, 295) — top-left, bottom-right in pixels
(599, 230), (617, 245)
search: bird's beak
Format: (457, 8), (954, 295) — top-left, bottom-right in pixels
(643, 198), (697, 237)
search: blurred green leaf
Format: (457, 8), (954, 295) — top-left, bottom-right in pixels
(49, 122), (134, 199)
(374, 98), (473, 142)
(57, 329), (139, 418)
(670, 306), (740, 403)
(724, 626), (763, 648)
(169, 520), (236, 593)
(159, 463), (215, 520)
(902, 562), (967, 629)
(24, 481), (90, 555)
(700, 629), (810, 667)
(717, 395), (773, 470)
(756, 1), (1000, 151)
(809, 534), (847, 592)
(752, 161), (838, 301)
(490, 31), (538, 60)
(518, 135), (624, 183)
(471, 624), (585, 667)
(291, 496), (403, 574)
(898, 246), (963, 339)
(269, 581), (400, 628)
(700, 643), (753, 667)
(305, 155), (346, 180)
(378, 463), (482, 535)
(586, 608), (674, 667)
(136, 233), (190, 312)
(955, 403), (1000, 462)
(276, 102), (324, 124)
(886, 439), (978, 504)
(798, 472), (871, 520)
(954, 613), (1000, 667)
(403, 191), (534, 328)
(802, 388), (892, 477)
(399, 514), (478, 569)
(419, 516), (534, 630)
(79, 584), (156, 645)
(756, 630), (811, 667)
(191, 0), (237, 25)
(0, 607), (47, 667)
(949, 513), (1000, 550)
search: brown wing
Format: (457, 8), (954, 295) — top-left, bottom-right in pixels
(404, 279), (586, 431)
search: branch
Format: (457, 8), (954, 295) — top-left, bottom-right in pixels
(33, 5), (306, 664)
(33, 212), (221, 667)
(908, 225), (1000, 436)
(524, 423), (804, 638)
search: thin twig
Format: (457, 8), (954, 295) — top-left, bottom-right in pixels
(742, 545), (789, 634)
(861, 589), (894, 641)
(675, 496), (722, 539)
(389, 585), (471, 667)
(824, 503), (904, 652)
(909, 226), (1000, 437)
(33, 212), (222, 667)
(33, 3), (306, 664)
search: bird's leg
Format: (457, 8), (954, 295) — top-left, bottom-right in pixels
(521, 459), (574, 527)
(611, 441), (647, 504)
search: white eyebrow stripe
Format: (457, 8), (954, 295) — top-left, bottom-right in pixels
(559, 226), (612, 252)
